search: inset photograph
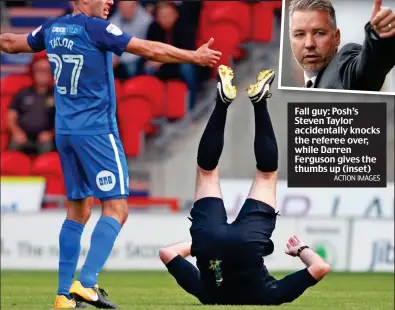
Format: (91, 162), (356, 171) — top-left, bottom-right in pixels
(279, 0), (395, 94)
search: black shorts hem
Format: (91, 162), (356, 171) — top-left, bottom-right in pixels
(165, 254), (183, 272)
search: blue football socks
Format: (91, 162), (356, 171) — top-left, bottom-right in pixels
(78, 216), (121, 288)
(57, 219), (84, 298)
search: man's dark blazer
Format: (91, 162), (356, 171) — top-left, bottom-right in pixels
(313, 23), (395, 91)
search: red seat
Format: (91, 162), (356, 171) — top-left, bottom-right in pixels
(118, 96), (152, 157)
(1, 151), (32, 176)
(207, 21), (242, 73)
(1, 133), (9, 152)
(251, 1), (282, 42)
(1, 95), (12, 132)
(207, 2), (250, 42)
(0, 74), (33, 97)
(32, 152), (65, 196)
(122, 75), (165, 118)
(114, 78), (123, 101)
(198, 2), (250, 75)
(165, 81), (188, 120)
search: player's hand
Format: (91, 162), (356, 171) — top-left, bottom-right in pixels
(285, 235), (305, 257)
(370, 0), (395, 39)
(195, 38), (222, 67)
(12, 129), (27, 144)
(38, 130), (54, 143)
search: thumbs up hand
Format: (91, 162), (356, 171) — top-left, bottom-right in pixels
(370, 0), (395, 39)
(195, 38), (222, 67)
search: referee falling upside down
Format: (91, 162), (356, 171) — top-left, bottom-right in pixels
(159, 65), (331, 306)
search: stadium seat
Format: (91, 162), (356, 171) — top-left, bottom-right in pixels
(251, 1), (282, 42)
(197, 2), (250, 74)
(1, 95), (12, 132)
(118, 96), (152, 157)
(207, 2), (250, 42)
(114, 78), (123, 101)
(165, 81), (188, 120)
(8, 7), (65, 27)
(1, 151), (32, 176)
(206, 21), (241, 71)
(1, 132), (9, 152)
(32, 152), (66, 196)
(122, 75), (165, 118)
(0, 74), (33, 97)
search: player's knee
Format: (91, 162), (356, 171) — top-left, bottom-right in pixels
(159, 247), (176, 265)
(102, 199), (129, 226)
(67, 198), (93, 224)
(197, 166), (219, 179)
(255, 169), (278, 181)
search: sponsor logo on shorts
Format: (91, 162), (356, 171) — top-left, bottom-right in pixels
(96, 170), (116, 192)
(106, 23), (123, 36)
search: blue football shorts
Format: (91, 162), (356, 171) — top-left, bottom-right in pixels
(56, 133), (130, 201)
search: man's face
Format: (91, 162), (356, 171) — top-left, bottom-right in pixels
(88, 0), (114, 19)
(118, 1), (137, 21)
(33, 59), (53, 88)
(157, 5), (178, 31)
(290, 10), (340, 75)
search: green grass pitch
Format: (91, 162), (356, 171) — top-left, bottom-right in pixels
(1, 271), (393, 309)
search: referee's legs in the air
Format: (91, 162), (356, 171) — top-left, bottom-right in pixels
(245, 69), (278, 210)
(230, 69), (279, 260)
(189, 65), (237, 258)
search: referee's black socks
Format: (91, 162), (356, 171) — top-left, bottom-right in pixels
(252, 98), (278, 172)
(197, 98), (228, 171)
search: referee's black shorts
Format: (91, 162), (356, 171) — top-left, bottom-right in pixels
(189, 197), (278, 262)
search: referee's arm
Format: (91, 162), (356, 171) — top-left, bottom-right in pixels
(160, 242), (204, 300)
(159, 241), (192, 264)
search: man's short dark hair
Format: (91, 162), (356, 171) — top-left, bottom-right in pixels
(289, 0), (337, 30)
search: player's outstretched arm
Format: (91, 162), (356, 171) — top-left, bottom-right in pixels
(159, 241), (192, 265)
(0, 33), (34, 54)
(285, 235), (331, 281)
(126, 37), (222, 67)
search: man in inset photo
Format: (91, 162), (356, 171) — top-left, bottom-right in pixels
(281, 0), (395, 92)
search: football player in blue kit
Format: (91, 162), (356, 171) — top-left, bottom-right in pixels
(0, 0), (221, 308)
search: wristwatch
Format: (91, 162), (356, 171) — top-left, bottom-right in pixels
(297, 245), (309, 256)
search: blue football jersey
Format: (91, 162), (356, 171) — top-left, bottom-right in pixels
(27, 14), (132, 135)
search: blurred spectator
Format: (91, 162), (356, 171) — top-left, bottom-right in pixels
(110, 1), (152, 80)
(139, 0), (158, 15)
(144, 1), (199, 109)
(7, 53), (55, 155)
